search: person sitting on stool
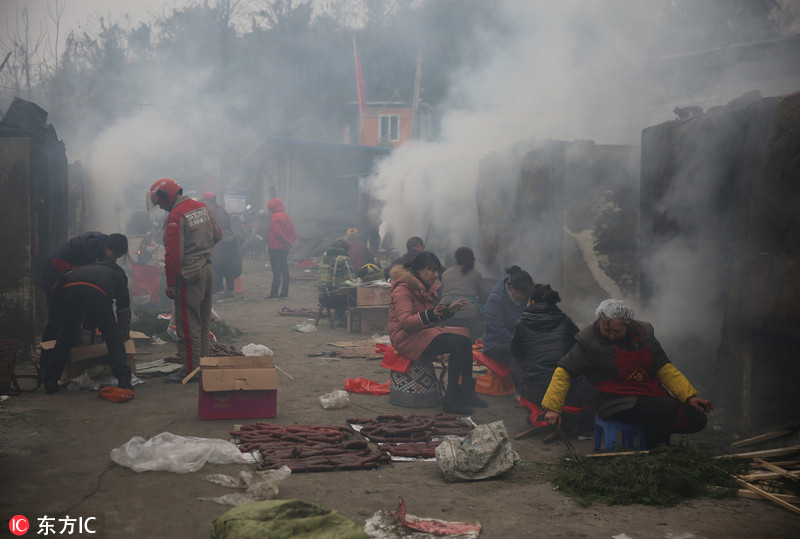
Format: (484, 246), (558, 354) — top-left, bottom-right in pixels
(542, 299), (713, 448)
(317, 239), (355, 326)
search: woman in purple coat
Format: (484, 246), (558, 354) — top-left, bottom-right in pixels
(388, 252), (488, 415)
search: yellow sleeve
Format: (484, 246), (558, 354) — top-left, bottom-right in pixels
(541, 367), (572, 413)
(656, 363), (697, 403)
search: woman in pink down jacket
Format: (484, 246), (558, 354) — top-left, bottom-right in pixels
(388, 252), (488, 415)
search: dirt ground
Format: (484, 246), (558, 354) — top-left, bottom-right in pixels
(1, 257), (797, 538)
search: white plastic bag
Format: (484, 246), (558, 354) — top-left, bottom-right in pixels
(200, 466), (291, 505)
(293, 319), (317, 333)
(241, 343), (274, 356)
(319, 389), (350, 409)
(110, 432), (247, 473)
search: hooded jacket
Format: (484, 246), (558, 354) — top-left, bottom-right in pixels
(510, 303), (579, 384)
(267, 198), (297, 250)
(388, 266), (458, 360)
(317, 247), (354, 295)
(481, 276), (527, 352)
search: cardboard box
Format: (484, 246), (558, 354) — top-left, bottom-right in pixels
(41, 331), (145, 379)
(356, 286), (392, 306)
(198, 355), (278, 420)
(347, 306), (389, 334)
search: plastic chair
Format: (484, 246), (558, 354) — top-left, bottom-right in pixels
(594, 416), (647, 451)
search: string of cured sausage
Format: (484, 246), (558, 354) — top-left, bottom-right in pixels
(230, 422), (391, 472)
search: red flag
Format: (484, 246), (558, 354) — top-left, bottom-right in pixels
(353, 36), (366, 118)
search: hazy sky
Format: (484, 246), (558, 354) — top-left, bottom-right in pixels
(3, 0), (187, 51)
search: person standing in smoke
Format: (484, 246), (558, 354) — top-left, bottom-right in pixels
(266, 197), (297, 299)
(147, 178), (221, 375)
(542, 299), (713, 448)
(201, 191), (241, 298)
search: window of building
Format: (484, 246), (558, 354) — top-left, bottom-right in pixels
(379, 114), (400, 141)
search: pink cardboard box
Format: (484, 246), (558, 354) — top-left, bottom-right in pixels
(198, 356), (278, 420)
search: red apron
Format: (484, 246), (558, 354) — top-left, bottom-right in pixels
(592, 329), (668, 398)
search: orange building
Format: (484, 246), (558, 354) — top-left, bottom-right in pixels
(357, 102), (415, 148)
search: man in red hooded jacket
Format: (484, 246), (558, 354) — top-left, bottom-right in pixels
(266, 197), (297, 298)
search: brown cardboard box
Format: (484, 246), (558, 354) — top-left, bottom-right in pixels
(40, 331), (145, 379)
(347, 306), (389, 334)
(198, 355), (278, 419)
(356, 286), (392, 306)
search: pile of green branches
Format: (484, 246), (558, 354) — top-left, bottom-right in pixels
(552, 445), (750, 507)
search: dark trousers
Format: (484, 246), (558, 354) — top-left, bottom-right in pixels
(422, 333), (474, 391)
(269, 248), (290, 296)
(484, 342), (513, 366)
(213, 239), (241, 293)
(45, 286), (131, 389)
(607, 395), (708, 448)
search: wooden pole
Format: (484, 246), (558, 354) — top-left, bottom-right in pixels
(734, 475), (800, 516)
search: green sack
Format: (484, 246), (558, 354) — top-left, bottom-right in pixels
(211, 499), (368, 539)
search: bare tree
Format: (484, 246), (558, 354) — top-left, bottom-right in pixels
(2, 5), (48, 99)
(45, 0), (66, 72)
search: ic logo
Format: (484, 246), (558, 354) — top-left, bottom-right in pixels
(9, 515), (29, 536)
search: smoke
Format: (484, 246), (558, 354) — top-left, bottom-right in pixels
(369, 0), (800, 380)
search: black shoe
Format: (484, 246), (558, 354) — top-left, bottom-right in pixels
(44, 379), (59, 394)
(443, 399), (473, 415)
(266, 294), (279, 299)
(463, 390), (489, 408)
(443, 388), (473, 415)
(278, 293), (288, 298)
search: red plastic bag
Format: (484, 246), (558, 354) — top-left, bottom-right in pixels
(344, 377), (390, 395)
(99, 387), (135, 403)
(376, 343), (411, 373)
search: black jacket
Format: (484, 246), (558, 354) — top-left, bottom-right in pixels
(60, 262), (131, 311)
(510, 303), (579, 385)
(38, 231), (108, 291)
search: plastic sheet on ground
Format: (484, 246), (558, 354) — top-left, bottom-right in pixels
(66, 372), (143, 392)
(364, 498), (481, 538)
(110, 432), (247, 473)
(135, 359), (182, 375)
(241, 343), (274, 356)
(200, 466), (291, 505)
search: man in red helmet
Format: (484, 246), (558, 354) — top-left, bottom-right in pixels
(147, 178), (222, 374)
